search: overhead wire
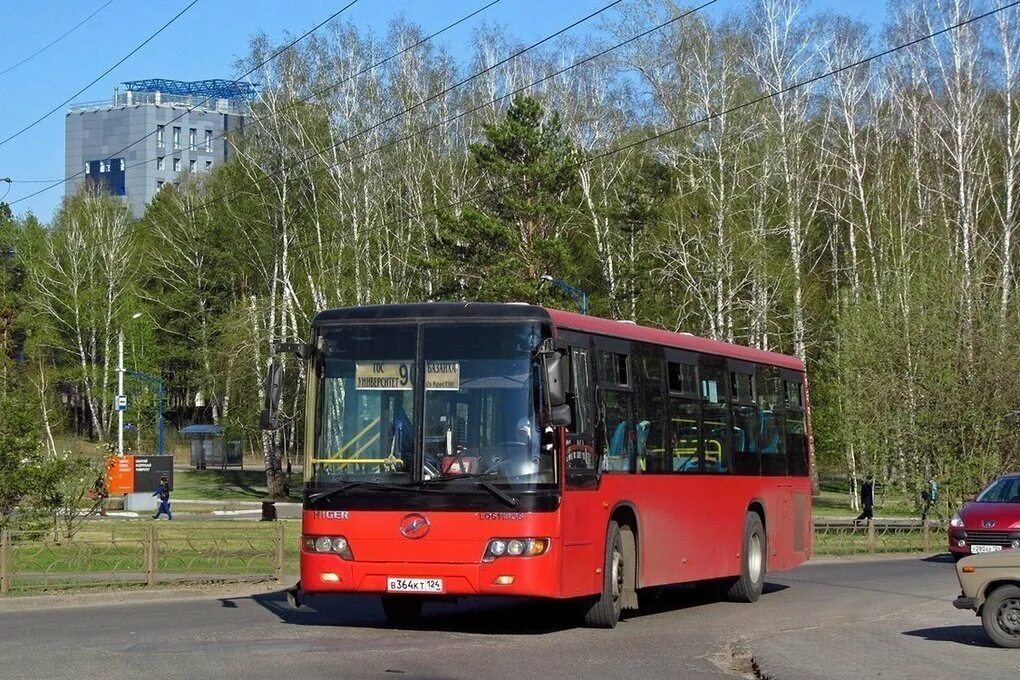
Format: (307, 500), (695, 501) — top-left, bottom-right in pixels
(0, 0), (201, 148)
(7, 0), (500, 208)
(0, 0), (117, 78)
(152, 0), (628, 218)
(262, 0), (1020, 266)
(5, 0), (365, 205)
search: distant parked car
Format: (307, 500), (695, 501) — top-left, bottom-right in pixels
(953, 550), (1020, 648)
(948, 474), (1020, 561)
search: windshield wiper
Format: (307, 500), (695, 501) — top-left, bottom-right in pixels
(421, 473), (519, 508)
(307, 480), (441, 506)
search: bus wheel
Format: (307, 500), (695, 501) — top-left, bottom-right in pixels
(727, 512), (766, 603)
(381, 595), (424, 625)
(583, 521), (624, 628)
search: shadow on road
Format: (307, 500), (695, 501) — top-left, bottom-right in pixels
(903, 624), (996, 648)
(221, 580), (788, 635)
(920, 554), (955, 564)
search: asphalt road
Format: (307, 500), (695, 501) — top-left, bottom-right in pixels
(0, 555), (1017, 680)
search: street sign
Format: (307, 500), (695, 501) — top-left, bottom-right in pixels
(116, 394), (127, 411)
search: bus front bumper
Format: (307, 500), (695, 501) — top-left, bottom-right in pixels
(299, 551), (562, 598)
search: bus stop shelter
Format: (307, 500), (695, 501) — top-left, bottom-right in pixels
(181, 424), (242, 469)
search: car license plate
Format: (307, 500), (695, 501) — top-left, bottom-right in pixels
(387, 577), (443, 593)
(971, 545), (1002, 554)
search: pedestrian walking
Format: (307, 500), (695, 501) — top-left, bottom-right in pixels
(88, 474), (108, 516)
(920, 478), (940, 522)
(855, 474), (875, 524)
(152, 475), (172, 520)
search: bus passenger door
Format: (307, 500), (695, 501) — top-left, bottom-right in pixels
(560, 342), (602, 598)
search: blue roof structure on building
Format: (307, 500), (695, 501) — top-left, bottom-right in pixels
(123, 79), (257, 101)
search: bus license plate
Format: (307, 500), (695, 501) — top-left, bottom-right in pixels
(971, 545), (1002, 554)
(387, 577), (443, 593)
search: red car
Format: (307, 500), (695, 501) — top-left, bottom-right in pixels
(949, 474), (1020, 561)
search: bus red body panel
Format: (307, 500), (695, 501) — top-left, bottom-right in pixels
(297, 304), (813, 605)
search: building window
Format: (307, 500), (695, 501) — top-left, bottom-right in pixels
(157, 157), (165, 170)
(119, 159), (125, 171)
(84, 162), (90, 175)
(205, 160), (212, 171)
(173, 127), (181, 150)
(189, 160), (196, 172)
(189, 128), (196, 151)
(204, 129), (212, 152)
(173, 158), (180, 172)
(157, 180), (164, 191)
(156, 125), (165, 147)
(99, 160), (108, 173)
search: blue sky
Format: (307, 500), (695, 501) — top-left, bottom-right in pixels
(0, 0), (888, 221)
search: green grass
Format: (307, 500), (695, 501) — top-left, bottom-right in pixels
(811, 489), (919, 518)
(171, 469), (303, 501)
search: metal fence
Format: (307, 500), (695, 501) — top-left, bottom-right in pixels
(0, 523), (295, 595)
(812, 518), (946, 556)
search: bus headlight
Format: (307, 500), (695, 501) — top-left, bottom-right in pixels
(483, 538), (549, 562)
(303, 534), (354, 560)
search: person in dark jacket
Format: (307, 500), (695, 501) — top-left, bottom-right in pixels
(855, 474), (875, 523)
(152, 475), (172, 520)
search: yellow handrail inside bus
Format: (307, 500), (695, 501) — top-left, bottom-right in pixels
(330, 417), (381, 457)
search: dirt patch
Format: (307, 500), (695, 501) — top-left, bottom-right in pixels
(708, 641), (759, 679)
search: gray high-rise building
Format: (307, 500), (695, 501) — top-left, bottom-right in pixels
(65, 79), (253, 217)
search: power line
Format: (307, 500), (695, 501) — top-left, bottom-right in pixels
(8, 0), (367, 206)
(269, 0), (1020, 266)
(0, 0), (201, 148)
(7, 0), (498, 208)
(170, 0), (627, 217)
(0, 0), (117, 78)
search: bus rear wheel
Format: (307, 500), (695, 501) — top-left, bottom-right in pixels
(381, 595), (424, 625)
(726, 512), (766, 603)
(583, 521), (624, 628)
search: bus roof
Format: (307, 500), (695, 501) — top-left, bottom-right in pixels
(311, 303), (803, 371)
(543, 307), (804, 372)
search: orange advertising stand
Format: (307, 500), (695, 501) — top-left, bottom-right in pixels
(106, 455), (135, 493)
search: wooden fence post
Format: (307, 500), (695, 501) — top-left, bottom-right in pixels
(0, 529), (10, 595)
(274, 523), (285, 584)
(867, 519), (876, 554)
(923, 521), (931, 553)
(146, 525), (157, 587)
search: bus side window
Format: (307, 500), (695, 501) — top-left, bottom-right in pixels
(699, 355), (732, 474)
(667, 360), (700, 473)
(759, 366), (788, 476)
(731, 367), (759, 475)
(565, 346), (598, 488)
(597, 349), (634, 474)
(784, 378), (808, 476)
(634, 344), (666, 474)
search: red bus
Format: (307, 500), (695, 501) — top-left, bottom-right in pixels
(268, 303), (812, 628)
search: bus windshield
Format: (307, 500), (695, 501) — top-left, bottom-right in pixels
(311, 321), (555, 490)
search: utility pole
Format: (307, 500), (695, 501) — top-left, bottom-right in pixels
(117, 329), (124, 456)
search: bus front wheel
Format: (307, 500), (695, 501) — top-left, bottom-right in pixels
(381, 595), (424, 625)
(726, 512), (766, 603)
(582, 520), (624, 628)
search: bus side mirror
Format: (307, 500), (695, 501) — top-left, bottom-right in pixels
(259, 358), (284, 430)
(542, 352), (572, 428)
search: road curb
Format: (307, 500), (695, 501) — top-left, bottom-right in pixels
(0, 579), (290, 612)
(806, 551), (950, 565)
